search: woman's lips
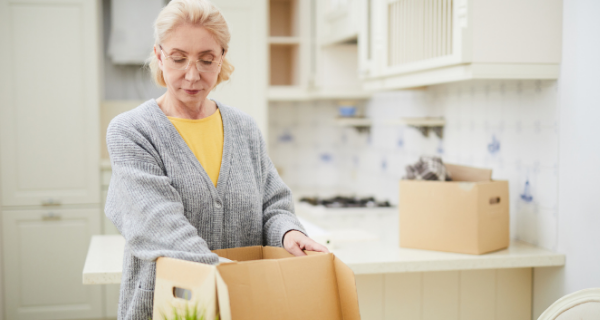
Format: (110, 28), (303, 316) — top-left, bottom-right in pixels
(184, 89), (200, 95)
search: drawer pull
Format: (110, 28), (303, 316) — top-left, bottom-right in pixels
(42, 212), (61, 221)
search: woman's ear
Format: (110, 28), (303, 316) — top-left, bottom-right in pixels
(153, 45), (163, 70)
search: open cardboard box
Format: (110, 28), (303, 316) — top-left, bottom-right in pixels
(399, 163), (510, 254)
(153, 246), (361, 320)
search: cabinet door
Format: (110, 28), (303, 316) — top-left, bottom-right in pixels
(2, 208), (103, 320)
(0, 0), (101, 206)
(318, 0), (360, 45)
(358, 0), (377, 79)
(208, 0), (268, 135)
(377, 0), (463, 77)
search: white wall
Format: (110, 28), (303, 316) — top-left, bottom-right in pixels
(533, 0), (600, 317)
(556, 0), (600, 304)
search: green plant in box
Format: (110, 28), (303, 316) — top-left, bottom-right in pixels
(154, 305), (219, 320)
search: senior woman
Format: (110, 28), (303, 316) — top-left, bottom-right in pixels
(105, 0), (328, 319)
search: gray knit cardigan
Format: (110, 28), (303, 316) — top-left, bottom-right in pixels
(105, 99), (306, 320)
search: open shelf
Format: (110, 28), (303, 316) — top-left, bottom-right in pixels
(335, 117), (372, 133)
(385, 117), (445, 138)
(385, 117), (446, 126)
(269, 36), (302, 45)
(270, 44), (299, 86)
(336, 117), (372, 127)
(269, 0), (302, 87)
(270, 0), (298, 37)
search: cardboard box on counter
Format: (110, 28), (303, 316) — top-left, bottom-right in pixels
(153, 246), (361, 320)
(399, 163), (509, 255)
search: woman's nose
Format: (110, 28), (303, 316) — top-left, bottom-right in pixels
(184, 63), (201, 82)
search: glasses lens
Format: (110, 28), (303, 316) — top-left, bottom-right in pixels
(196, 59), (220, 73)
(166, 56), (189, 70)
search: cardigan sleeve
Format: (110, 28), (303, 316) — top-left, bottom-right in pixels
(105, 119), (219, 265)
(258, 128), (307, 247)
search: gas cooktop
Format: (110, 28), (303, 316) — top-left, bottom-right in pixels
(299, 196), (391, 208)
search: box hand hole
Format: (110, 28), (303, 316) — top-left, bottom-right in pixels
(489, 197), (501, 205)
(172, 287), (193, 300)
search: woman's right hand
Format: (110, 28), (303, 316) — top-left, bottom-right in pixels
(283, 230), (330, 256)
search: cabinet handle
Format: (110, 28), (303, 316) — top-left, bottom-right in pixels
(42, 212), (61, 221)
(41, 198), (61, 206)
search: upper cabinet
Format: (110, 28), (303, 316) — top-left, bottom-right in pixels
(268, 0), (313, 99)
(318, 0), (360, 46)
(0, 0), (101, 207)
(359, 0), (563, 90)
(268, 0), (371, 100)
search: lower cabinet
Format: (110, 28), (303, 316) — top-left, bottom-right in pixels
(2, 207), (102, 320)
(356, 268), (532, 320)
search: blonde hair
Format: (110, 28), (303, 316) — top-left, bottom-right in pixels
(149, 0), (234, 88)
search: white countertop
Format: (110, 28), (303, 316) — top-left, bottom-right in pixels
(82, 234), (564, 284)
(83, 235), (124, 284)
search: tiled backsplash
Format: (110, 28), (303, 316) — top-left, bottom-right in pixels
(269, 80), (559, 250)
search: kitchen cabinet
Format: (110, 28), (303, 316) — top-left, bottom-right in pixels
(359, 0), (563, 90)
(268, 0), (371, 101)
(2, 208), (102, 320)
(267, 0), (313, 99)
(0, 0), (103, 319)
(0, 0), (101, 207)
(318, 0), (360, 46)
(356, 268), (532, 320)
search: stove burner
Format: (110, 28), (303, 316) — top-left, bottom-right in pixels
(299, 196), (391, 208)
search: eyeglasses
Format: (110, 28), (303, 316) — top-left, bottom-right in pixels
(159, 45), (224, 73)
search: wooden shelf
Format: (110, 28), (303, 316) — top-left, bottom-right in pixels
(269, 0), (297, 37)
(385, 117), (445, 138)
(335, 117), (372, 127)
(270, 45), (298, 86)
(269, 36), (302, 45)
(385, 117), (445, 126)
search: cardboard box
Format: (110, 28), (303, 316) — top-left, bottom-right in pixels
(399, 163), (509, 254)
(153, 246), (361, 320)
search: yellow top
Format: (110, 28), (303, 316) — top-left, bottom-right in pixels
(167, 109), (224, 187)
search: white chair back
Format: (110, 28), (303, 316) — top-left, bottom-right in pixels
(538, 288), (600, 320)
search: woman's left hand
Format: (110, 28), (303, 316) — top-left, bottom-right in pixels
(283, 230), (330, 256)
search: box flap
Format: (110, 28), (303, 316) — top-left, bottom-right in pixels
(216, 259), (291, 319)
(153, 257), (218, 320)
(263, 246), (323, 259)
(445, 163), (492, 182)
(212, 246), (263, 261)
(216, 254), (343, 320)
(262, 246), (294, 259)
(333, 256), (361, 320)
(215, 272), (232, 320)
(277, 254), (343, 319)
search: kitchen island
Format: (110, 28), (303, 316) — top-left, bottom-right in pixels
(84, 234), (563, 320)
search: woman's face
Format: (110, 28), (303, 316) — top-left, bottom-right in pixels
(155, 24), (223, 105)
